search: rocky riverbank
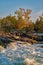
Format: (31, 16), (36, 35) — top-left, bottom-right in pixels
(0, 41), (31, 52)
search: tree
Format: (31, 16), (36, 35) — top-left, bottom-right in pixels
(28, 21), (34, 32)
(1, 15), (17, 33)
(15, 8), (32, 30)
(15, 8), (32, 21)
(23, 21), (34, 33)
(0, 8), (33, 34)
(1, 16), (11, 33)
(35, 14), (43, 33)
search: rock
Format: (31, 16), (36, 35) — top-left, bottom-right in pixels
(23, 42), (31, 47)
(14, 34), (20, 39)
(0, 46), (5, 52)
(7, 42), (16, 50)
(24, 58), (36, 65)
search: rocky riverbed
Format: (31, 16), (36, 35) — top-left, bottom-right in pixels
(0, 41), (43, 65)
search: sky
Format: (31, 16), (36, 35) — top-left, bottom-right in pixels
(0, 0), (43, 22)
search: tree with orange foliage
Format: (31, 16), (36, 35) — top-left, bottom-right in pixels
(15, 8), (32, 31)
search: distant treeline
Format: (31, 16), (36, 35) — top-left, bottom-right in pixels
(0, 8), (43, 34)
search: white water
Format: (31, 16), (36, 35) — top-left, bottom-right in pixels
(0, 42), (43, 65)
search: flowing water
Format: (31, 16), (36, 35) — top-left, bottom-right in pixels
(0, 42), (43, 65)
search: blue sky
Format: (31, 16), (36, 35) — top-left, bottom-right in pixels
(0, 0), (43, 21)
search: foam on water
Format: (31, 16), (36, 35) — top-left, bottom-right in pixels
(0, 42), (43, 65)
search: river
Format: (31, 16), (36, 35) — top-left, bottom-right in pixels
(0, 42), (43, 65)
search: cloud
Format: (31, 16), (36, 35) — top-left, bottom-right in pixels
(31, 10), (43, 22)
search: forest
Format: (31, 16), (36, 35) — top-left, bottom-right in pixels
(0, 8), (43, 35)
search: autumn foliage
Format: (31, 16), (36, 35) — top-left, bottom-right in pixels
(0, 8), (43, 33)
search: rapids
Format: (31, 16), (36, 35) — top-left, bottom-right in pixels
(0, 41), (43, 65)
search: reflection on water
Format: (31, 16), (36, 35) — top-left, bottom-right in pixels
(0, 42), (43, 65)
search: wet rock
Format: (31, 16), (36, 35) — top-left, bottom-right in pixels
(7, 42), (17, 50)
(0, 46), (5, 52)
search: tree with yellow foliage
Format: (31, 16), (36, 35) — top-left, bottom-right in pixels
(15, 8), (32, 31)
